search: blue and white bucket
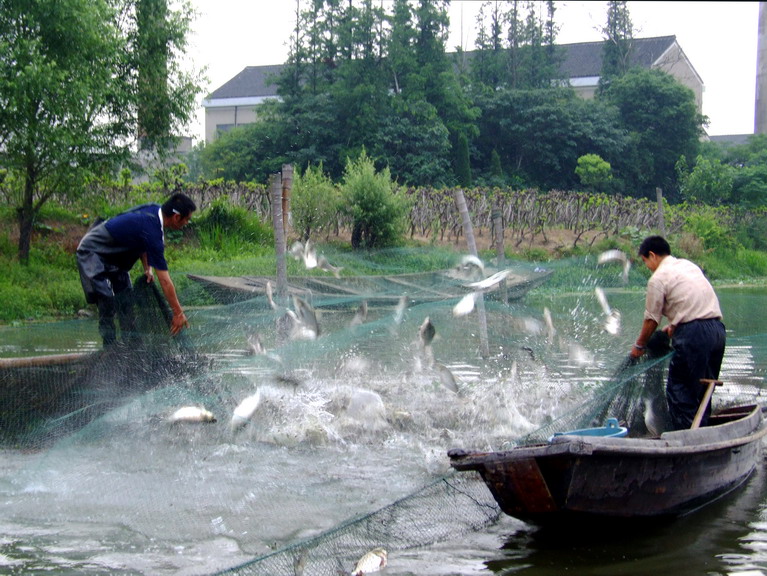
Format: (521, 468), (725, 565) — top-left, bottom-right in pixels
(551, 417), (628, 440)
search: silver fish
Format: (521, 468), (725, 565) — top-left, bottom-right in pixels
(419, 316), (436, 347)
(393, 294), (408, 324)
(351, 547), (387, 575)
(453, 291), (477, 317)
(465, 268), (510, 290)
(303, 240), (318, 269)
(266, 280), (278, 310)
(231, 390), (261, 431)
(245, 330), (266, 356)
(543, 307), (556, 344)
(350, 301), (368, 326)
(169, 406), (216, 423)
(288, 240), (305, 260)
(595, 288), (621, 335)
(317, 255), (342, 278)
(597, 249), (628, 266)
(597, 249), (631, 283)
(457, 254), (485, 280)
(292, 295), (319, 339)
(595, 287), (612, 315)
(435, 363), (459, 393)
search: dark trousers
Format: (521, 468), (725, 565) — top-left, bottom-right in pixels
(95, 278), (138, 347)
(667, 318), (726, 430)
(77, 251), (137, 347)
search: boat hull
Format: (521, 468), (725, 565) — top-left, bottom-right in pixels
(449, 405), (767, 524)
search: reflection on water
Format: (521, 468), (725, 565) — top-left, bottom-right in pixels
(1, 286), (767, 574)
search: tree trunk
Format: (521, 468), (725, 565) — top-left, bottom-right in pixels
(16, 175), (37, 265)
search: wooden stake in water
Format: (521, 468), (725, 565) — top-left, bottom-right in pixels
(453, 188), (490, 358)
(271, 173), (288, 304)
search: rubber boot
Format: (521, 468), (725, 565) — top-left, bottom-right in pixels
(97, 297), (117, 348)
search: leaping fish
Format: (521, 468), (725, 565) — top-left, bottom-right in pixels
(351, 547), (387, 575)
(419, 316), (436, 347)
(292, 295), (320, 339)
(465, 268), (510, 290)
(457, 254), (485, 280)
(435, 363), (459, 393)
(393, 294), (409, 325)
(231, 390), (261, 432)
(302, 240), (318, 269)
(169, 406), (216, 423)
(597, 249), (631, 283)
(453, 291), (478, 317)
(350, 301), (368, 327)
(266, 281), (278, 310)
(595, 287), (621, 335)
(317, 255), (342, 278)
(543, 307), (556, 344)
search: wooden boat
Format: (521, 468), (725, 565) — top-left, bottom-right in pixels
(187, 267), (553, 306)
(448, 403), (767, 524)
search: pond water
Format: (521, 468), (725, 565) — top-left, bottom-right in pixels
(1, 283), (767, 575)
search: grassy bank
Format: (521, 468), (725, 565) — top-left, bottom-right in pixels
(3, 204), (767, 326)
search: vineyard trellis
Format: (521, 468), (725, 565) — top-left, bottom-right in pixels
(64, 179), (684, 247)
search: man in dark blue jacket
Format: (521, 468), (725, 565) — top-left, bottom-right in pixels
(76, 193), (196, 347)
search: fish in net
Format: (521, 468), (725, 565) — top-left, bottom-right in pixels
(2, 253), (767, 574)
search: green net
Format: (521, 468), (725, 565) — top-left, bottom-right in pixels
(1, 250), (766, 574)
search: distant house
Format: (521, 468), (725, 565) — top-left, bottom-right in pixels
(202, 35), (703, 144)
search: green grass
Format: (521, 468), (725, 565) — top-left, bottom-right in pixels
(4, 204), (767, 325)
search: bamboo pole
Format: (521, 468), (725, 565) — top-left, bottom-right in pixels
(492, 206), (508, 304)
(453, 188), (490, 359)
(271, 173), (288, 303)
(656, 187), (666, 236)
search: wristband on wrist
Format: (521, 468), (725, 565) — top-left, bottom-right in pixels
(633, 343), (646, 350)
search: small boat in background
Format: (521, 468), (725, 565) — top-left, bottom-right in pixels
(448, 403), (767, 524)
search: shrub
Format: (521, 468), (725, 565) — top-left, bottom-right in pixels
(292, 164), (340, 241)
(341, 150), (410, 249)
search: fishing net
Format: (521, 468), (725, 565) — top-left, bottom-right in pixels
(2, 248), (767, 575)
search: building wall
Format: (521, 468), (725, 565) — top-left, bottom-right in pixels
(757, 2), (767, 134)
(204, 105), (259, 143)
(653, 43), (704, 114)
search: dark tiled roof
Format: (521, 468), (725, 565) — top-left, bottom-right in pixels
(207, 36), (680, 99)
(207, 64), (284, 99)
(709, 134), (753, 146)
(561, 35), (676, 78)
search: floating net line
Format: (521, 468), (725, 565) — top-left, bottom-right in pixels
(1, 251), (767, 574)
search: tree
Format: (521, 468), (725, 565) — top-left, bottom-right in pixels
(134, 0), (198, 152)
(602, 68), (704, 199)
(341, 150), (409, 249)
(576, 154), (613, 192)
(599, 0), (634, 92)
(0, 0), (200, 263)
(677, 155), (733, 205)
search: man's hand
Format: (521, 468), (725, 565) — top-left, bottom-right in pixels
(144, 269), (154, 283)
(171, 310), (189, 335)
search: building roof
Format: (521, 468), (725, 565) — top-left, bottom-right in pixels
(205, 36), (687, 101)
(206, 64), (284, 100)
(560, 35), (678, 79)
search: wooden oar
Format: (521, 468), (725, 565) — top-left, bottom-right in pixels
(691, 379), (722, 429)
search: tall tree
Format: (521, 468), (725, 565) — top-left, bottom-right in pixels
(0, 0), (199, 263)
(599, 0), (633, 92)
(604, 68), (704, 198)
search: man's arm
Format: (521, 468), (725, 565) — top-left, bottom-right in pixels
(630, 318), (659, 358)
(141, 253), (154, 283)
(155, 269), (189, 335)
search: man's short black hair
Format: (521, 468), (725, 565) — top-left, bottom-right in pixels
(638, 235), (671, 258)
(162, 193), (197, 218)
